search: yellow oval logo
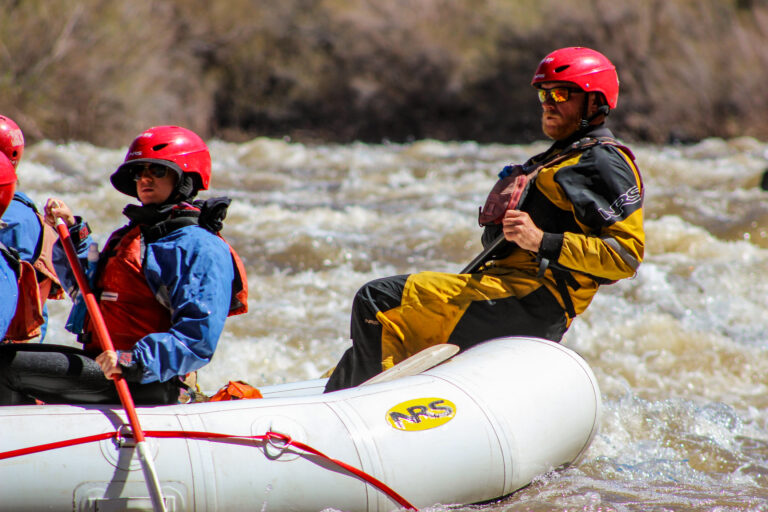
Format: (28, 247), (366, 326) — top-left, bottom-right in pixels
(386, 397), (456, 431)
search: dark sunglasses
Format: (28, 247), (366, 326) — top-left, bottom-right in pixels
(537, 86), (583, 104)
(132, 163), (170, 181)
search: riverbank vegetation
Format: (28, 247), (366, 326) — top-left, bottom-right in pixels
(1, 0), (766, 145)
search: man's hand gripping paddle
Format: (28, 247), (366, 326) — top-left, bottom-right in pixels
(54, 218), (167, 512)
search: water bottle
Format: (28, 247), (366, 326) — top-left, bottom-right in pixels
(65, 242), (99, 334)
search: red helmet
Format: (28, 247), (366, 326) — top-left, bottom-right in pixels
(111, 125), (211, 197)
(0, 115), (25, 168)
(531, 47), (619, 109)
(0, 153), (17, 218)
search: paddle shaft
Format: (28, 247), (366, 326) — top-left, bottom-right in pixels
(460, 233), (505, 274)
(55, 219), (167, 512)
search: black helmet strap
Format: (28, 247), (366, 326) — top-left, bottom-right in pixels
(579, 93), (611, 130)
(171, 173), (198, 203)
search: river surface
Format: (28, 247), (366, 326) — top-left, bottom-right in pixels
(21, 134), (768, 511)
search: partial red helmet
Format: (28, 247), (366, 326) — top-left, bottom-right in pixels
(531, 47), (619, 109)
(111, 125), (211, 197)
(0, 153), (17, 218)
(0, 115), (25, 168)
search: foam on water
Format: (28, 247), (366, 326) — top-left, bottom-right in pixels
(22, 136), (768, 510)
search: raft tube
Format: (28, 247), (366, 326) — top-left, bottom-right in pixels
(0, 336), (601, 511)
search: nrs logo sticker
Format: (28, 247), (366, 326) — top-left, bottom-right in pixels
(386, 398), (456, 431)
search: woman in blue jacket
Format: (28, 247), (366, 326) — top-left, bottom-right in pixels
(0, 126), (247, 405)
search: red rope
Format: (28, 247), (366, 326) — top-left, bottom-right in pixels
(0, 428), (417, 510)
(0, 432), (114, 460)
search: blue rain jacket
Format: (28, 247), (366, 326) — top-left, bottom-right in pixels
(0, 192), (41, 262)
(52, 219), (234, 384)
(0, 249), (18, 338)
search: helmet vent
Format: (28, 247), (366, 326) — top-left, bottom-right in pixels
(555, 65), (570, 73)
(152, 143), (169, 151)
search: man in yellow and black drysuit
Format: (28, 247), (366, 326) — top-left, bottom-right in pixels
(324, 47), (645, 392)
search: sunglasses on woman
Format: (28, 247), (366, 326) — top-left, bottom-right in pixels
(132, 163), (170, 181)
(537, 86), (583, 104)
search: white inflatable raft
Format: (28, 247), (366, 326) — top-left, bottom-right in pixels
(0, 337), (601, 511)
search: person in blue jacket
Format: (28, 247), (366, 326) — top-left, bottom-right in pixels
(0, 126), (247, 405)
(0, 153), (19, 339)
(0, 115), (62, 343)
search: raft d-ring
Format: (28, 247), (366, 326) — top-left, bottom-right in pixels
(115, 425), (136, 448)
(266, 431), (292, 449)
(253, 417), (307, 461)
(263, 430), (293, 460)
(100, 425), (157, 471)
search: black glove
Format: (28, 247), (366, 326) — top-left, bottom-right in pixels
(196, 197), (231, 233)
(117, 350), (144, 382)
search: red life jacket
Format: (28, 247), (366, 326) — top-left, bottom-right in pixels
(82, 217), (248, 353)
(82, 225), (169, 352)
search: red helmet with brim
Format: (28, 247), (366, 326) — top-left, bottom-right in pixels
(110, 125), (211, 198)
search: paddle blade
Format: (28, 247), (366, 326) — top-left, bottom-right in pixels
(360, 343), (459, 386)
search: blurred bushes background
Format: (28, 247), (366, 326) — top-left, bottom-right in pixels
(1, 0), (767, 146)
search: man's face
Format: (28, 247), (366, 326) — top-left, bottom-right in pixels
(538, 82), (588, 141)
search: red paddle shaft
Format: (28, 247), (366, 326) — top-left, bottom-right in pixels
(55, 219), (166, 512)
(54, 221), (145, 441)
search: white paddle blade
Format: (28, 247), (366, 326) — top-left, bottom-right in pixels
(360, 343), (460, 386)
